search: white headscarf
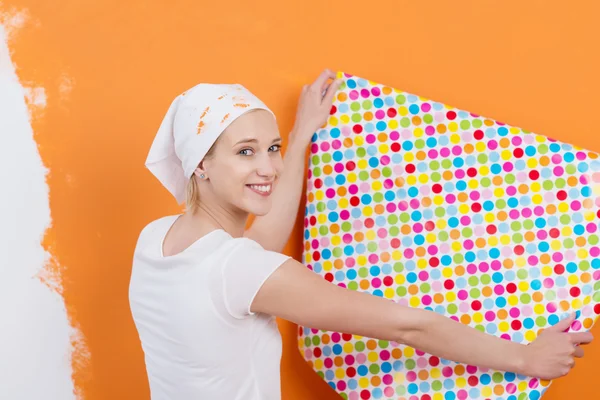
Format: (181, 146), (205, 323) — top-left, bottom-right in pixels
(145, 83), (275, 204)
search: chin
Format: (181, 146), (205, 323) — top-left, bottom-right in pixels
(243, 199), (272, 216)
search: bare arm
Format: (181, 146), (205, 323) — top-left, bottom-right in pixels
(252, 258), (592, 380)
(244, 69), (342, 252)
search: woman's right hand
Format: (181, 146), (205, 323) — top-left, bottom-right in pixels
(521, 313), (592, 379)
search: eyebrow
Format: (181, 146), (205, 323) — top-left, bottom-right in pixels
(234, 137), (282, 146)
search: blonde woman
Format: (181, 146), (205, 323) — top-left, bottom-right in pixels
(129, 70), (592, 400)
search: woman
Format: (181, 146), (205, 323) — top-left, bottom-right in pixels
(129, 70), (592, 400)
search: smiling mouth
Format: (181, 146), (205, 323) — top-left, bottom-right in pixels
(246, 183), (273, 196)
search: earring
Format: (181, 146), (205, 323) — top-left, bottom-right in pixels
(200, 174), (205, 179)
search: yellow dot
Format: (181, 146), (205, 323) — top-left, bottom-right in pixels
(452, 242), (462, 251)
(468, 179), (479, 189)
(384, 288), (395, 298)
(572, 299), (582, 309)
(357, 255), (367, 266)
(473, 312), (483, 323)
(398, 106), (408, 116)
(417, 259), (428, 269)
(516, 257), (526, 267)
(310, 227), (319, 238)
(426, 233), (437, 243)
(448, 122), (458, 132)
(419, 174), (429, 184)
(305, 253), (312, 263)
(410, 297), (421, 307)
(315, 359), (324, 370)
(433, 395), (444, 400)
(430, 368), (441, 379)
(569, 275), (580, 285)
(357, 159), (368, 169)
(446, 292), (456, 302)
(436, 219), (447, 229)
(388, 120), (398, 129)
(485, 213), (495, 223)
(531, 182), (541, 192)
(500, 235), (511, 245)
(494, 188), (505, 197)
(404, 152), (414, 162)
(331, 235), (341, 246)
(450, 133), (460, 143)
(354, 136), (364, 146)
(366, 230), (376, 240)
(368, 351), (379, 362)
(395, 372), (405, 384)
(518, 381), (528, 391)
(558, 203), (569, 213)
(527, 158), (538, 168)
(318, 214), (327, 224)
(414, 128), (424, 137)
(335, 368), (345, 379)
(371, 181), (382, 191)
(482, 387), (492, 397)
(501, 150), (512, 160)
(315, 190), (324, 200)
(562, 226), (573, 236)
(379, 144), (389, 153)
(551, 240), (562, 250)
(456, 377), (467, 388)
(578, 249), (589, 259)
(339, 198), (348, 208)
(434, 196), (444, 205)
(518, 281), (529, 291)
(459, 204), (470, 214)
(508, 295), (519, 306)
(344, 343), (354, 353)
(340, 115), (350, 124)
(443, 267), (453, 278)
(359, 377), (369, 388)
(395, 274), (406, 284)
(532, 194), (543, 204)
(534, 304), (545, 315)
(347, 173), (357, 183)
(499, 321), (510, 332)
(476, 142), (487, 152)
(363, 206), (373, 216)
(329, 116), (339, 126)
(404, 347), (415, 357)
(323, 261), (333, 271)
(488, 236), (498, 246)
(392, 250), (402, 260)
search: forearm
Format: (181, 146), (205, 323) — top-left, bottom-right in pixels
(399, 307), (526, 374)
(244, 135), (307, 252)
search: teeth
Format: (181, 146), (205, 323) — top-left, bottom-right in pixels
(249, 184), (271, 193)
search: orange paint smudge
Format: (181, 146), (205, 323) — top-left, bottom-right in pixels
(197, 121), (205, 134)
(217, 94), (227, 100)
(221, 113), (230, 124)
(199, 106), (210, 119)
(234, 103), (250, 108)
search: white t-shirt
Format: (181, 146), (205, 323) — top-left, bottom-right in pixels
(129, 215), (291, 400)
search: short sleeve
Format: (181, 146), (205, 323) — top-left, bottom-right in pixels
(215, 238), (291, 319)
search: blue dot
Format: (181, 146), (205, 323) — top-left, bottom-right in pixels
(579, 163), (589, 173)
(346, 269), (357, 280)
(357, 365), (368, 376)
(381, 362), (392, 373)
(364, 122), (375, 132)
(483, 201), (495, 211)
(328, 212), (339, 222)
(322, 345), (332, 356)
(373, 289), (383, 297)
(372, 388), (382, 399)
(419, 382), (431, 393)
(525, 146), (536, 156)
(368, 157), (379, 168)
(530, 390), (541, 400)
(456, 180), (467, 191)
(404, 141), (414, 151)
(444, 391), (456, 400)
(582, 186), (591, 197)
(333, 151), (343, 161)
(347, 79), (356, 89)
(465, 251), (476, 262)
(538, 241), (549, 252)
(376, 121), (387, 131)
(550, 143), (560, 153)
(496, 297), (507, 308)
(444, 379), (455, 390)
(344, 149), (355, 159)
(326, 380), (335, 389)
(357, 78), (368, 87)
(373, 98), (383, 108)
(370, 266), (381, 276)
(489, 248), (500, 259)
(507, 197), (519, 208)
(408, 187), (419, 197)
(393, 361), (403, 371)
(313, 263), (322, 273)
(492, 272), (504, 283)
(414, 234), (425, 245)
(480, 374), (491, 385)
(430, 269), (442, 280)
(469, 389), (481, 399)
(453, 158), (465, 168)
(531, 279), (542, 290)
(348, 379), (357, 390)
(564, 152), (575, 162)
(491, 163), (502, 174)
(427, 137), (437, 147)
(574, 224), (585, 235)
(486, 324), (497, 334)
(498, 127), (509, 136)
(592, 259), (600, 269)
(407, 272), (418, 283)
(477, 249), (488, 260)
(335, 175), (346, 185)
(355, 244), (366, 254)
(447, 205), (458, 216)
(504, 372), (516, 382)
(412, 211), (422, 221)
(448, 217), (459, 228)
(523, 318), (534, 329)
(343, 246), (354, 256)
(441, 255), (452, 266)
(322, 249), (332, 259)
(407, 383), (419, 395)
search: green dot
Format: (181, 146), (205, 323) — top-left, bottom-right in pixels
(342, 222), (352, 232)
(543, 180), (554, 190)
(359, 267), (369, 278)
(492, 372), (504, 383)
(405, 359), (416, 370)
(389, 226), (400, 237)
(472, 119), (483, 128)
(359, 171), (370, 181)
(580, 260), (590, 271)
(396, 95), (406, 105)
(430, 161), (440, 170)
(505, 174), (516, 184)
(333, 247), (343, 257)
(383, 167), (392, 177)
(460, 120), (471, 130)
(348, 281), (358, 291)
(593, 291), (600, 302)
(438, 231), (449, 241)
(362, 100), (372, 110)
(481, 274), (491, 285)
(312, 336), (320, 346)
(432, 380), (443, 391)
(546, 290), (556, 300)
(481, 177), (491, 187)
(312, 155), (320, 165)
(535, 316), (547, 327)
(538, 144), (548, 154)
(442, 159), (453, 169)
(388, 215), (399, 225)
(462, 227), (473, 237)
(305, 337), (311, 347)
(350, 102), (361, 111)
(415, 139), (425, 149)
(475, 324), (485, 333)
(556, 179), (567, 189)
(373, 193), (384, 203)
(319, 226), (329, 235)
(561, 215), (572, 225)
(379, 340), (389, 348)
(394, 262), (404, 272)
(367, 242), (378, 252)
(454, 253), (464, 263)
(401, 117), (411, 128)
(369, 364), (380, 374)
(322, 153), (332, 163)
(420, 283), (431, 293)
(566, 164), (576, 175)
(589, 235), (599, 245)
(468, 276), (480, 286)
(400, 213), (410, 223)
(396, 386), (406, 395)
(520, 294), (531, 304)
(355, 341), (365, 351)
(447, 304), (458, 314)
(517, 269), (528, 279)
(518, 393), (528, 400)
(313, 167), (322, 177)
(423, 114), (434, 124)
(496, 199), (507, 209)
(356, 148), (366, 158)
(316, 202), (326, 212)
(397, 286), (407, 297)
(340, 394), (348, 400)
(470, 288), (481, 298)
(512, 233), (523, 243)
(523, 219), (534, 230)
(435, 207), (446, 217)
(317, 371), (325, 379)
(431, 172), (442, 182)
(351, 113), (362, 123)
(478, 154), (489, 164)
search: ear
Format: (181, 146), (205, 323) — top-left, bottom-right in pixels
(193, 161), (208, 180)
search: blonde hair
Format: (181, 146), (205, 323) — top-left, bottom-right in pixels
(185, 141), (218, 213)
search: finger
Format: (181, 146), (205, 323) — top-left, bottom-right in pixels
(311, 69), (336, 92)
(574, 346), (585, 358)
(322, 79), (343, 105)
(568, 331), (594, 345)
(548, 313), (576, 332)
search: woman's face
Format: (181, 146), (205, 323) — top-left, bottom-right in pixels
(197, 109), (283, 217)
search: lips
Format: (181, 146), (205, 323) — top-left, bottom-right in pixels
(246, 183), (273, 196)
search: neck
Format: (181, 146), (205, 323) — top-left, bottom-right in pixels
(185, 202), (248, 238)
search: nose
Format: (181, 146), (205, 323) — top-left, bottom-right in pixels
(256, 152), (278, 178)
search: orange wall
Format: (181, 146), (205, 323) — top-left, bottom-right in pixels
(5, 1), (600, 399)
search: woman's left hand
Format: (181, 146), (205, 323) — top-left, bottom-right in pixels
(289, 69), (342, 149)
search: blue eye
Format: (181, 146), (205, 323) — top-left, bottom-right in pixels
(239, 148), (254, 156)
(269, 144), (282, 152)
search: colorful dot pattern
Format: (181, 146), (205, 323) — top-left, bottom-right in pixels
(299, 72), (600, 400)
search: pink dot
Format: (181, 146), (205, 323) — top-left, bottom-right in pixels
(375, 110), (386, 119)
(509, 307), (520, 318)
(342, 126), (352, 136)
(366, 134), (376, 144)
(452, 146), (462, 156)
(459, 302), (470, 313)
(470, 191), (481, 201)
(521, 208), (532, 218)
(506, 383), (517, 394)
(488, 140), (498, 150)
(417, 357), (428, 368)
(428, 149), (439, 158)
(494, 285), (505, 295)
(337, 381), (347, 391)
(552, 252), (563, 262)
(384, 179), (394, 189)
(509, 210), (520, 219)
(552, 154), (563, 164)
(491, 260), (502, 270)
(442, 367), (453, 377)
(371, 87), (381, 96)
(345, 355), (355, 364)
(402, 129), (412, 139)
(464, 240), (474, 250)
(554, 166), (564, 176)
(382, 374), (393, 385)
(466, 365), (478, 374)
(528, 256), (539, 266)
(587, 223), (597, 233)
(537, 230), (548, 240)
(455, 169), (465, 179)
(345, 258), (355, 268)
(543, 278), (554, 288)
(356, 353), (367, 363)
(390, 131), (400, 140)
(529, 378), (539, 389)
(320, 237), (330, 247)
(404, 249), (414, 259)
(458, 290), (469, 300)
(466, 264), (478, 274)
(572, 200), (582, 211)
(360, 183), (371, 193)
(534, 206), (545, 216)
(331, 333), (341, 342)
(440, 147), (450, 157)
(446, 194), (456, 203)
(386, 203), (397, 213)
(349, 392), (359, 400)
(457, 389), (468, 400)
(425, 125), (436, 135)
(384, 387), (394, 397)
(479, 262), (490, 273)
(406, 371), (417, 382)
(485, 311), (496, 321)
(512, 136), (522, 146)
(305, 349), (313, 359)
(349, 90), (359, 100)
(506, 186), (517, 196)
(381, 155), (390, 165)
(547, 302), (557, 313)
(591, 247), (600, 257)
(503, 162), (514, 172)
(422, 295), (432, 305)
(413, 223), (423, 233)
(421, 103), (432, 112)
(360, 88), (370, 98)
